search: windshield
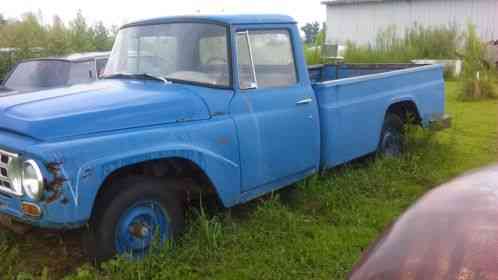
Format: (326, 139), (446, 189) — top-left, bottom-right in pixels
(104, 23), (230, 87)
(4, 60), (70, 90)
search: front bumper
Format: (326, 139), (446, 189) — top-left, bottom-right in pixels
(0, 193), (40, 228)
(428, 114), (452, 131)
(0, 192), (85, 231)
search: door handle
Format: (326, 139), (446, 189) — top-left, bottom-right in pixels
(296, 98), (313, 105)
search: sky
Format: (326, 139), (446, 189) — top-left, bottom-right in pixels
(0, 0), (326, 28)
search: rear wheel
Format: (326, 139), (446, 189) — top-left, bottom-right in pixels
(84, 176), (185, 262)
(378, 114), (405, 157)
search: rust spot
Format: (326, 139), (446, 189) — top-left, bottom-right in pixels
(44, 162), (67, 204)
(47, 162), (61, 174)
(45, 192), (62, 204)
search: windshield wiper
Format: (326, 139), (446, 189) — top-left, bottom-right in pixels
(102, 72), (171, 84)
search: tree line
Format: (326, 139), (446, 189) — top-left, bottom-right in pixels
(0, 11), (116, 79)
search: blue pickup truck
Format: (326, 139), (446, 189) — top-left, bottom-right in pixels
(0, 15), (449, 260)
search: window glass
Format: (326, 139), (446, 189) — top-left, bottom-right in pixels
(200, 35), (227, 65)
(68, 61), (94, 84)
(236, 32), (256, 89)
(105, 23), (230, 87)
(4, 60), (70, 91)
(128, 36), (177, 76)
(237, 30), (297, 89)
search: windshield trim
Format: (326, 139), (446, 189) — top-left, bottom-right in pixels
(113, 21), (234, 90)
(164, 76), (234, 90)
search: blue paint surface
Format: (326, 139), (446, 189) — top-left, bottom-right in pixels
(0, 15), (446, 229)
(312, 64), (445, 167)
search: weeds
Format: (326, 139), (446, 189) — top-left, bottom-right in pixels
(343, 24), (460, 64)
(188, 206), (224, 253)
(304, 28), (326, 65)
(458, 24), (497, 100)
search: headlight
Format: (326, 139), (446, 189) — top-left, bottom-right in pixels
(6, 156), (23, 196)
(22, 160), (44, 201)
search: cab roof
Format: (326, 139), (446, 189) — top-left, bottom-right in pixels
(122, 14), (297, 29)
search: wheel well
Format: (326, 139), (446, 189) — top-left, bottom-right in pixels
(91, 157), (218, 217)
(386, 101), (421, 125)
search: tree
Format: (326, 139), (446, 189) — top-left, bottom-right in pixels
(92, 21), (113, 51)
(4, 12), (47, 56)
(301, 22), (320, 44)
(69, 10), (95, 52)
(0, 10), (114, 78)
(46, 15), (71, 55)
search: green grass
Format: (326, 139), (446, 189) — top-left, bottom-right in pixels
(0, 82), (496, 279)
(342, 24), (460, 65)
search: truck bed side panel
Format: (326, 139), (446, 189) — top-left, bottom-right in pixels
(313, 65), (444, 169)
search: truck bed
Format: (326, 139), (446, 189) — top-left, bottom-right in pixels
(309, 63), (445, 169)
(309, 63), (424, 83)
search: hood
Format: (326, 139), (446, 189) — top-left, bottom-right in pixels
(0, 86), (16, 95)
(349, 164), (498, 280)
(0, 86), (41, 97)
(0, 80), (210, 140)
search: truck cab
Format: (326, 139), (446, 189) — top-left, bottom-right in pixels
(0, 15), (449, 261)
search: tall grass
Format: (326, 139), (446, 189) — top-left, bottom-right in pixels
(304, 29), (326, 65)
(0, 231), (20, 279)
(304, 24), (461, 79)
(343, 24), (460, 64)
(458, 24), (497, 100)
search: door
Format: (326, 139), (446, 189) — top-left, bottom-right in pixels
(230, 29), (320, 192)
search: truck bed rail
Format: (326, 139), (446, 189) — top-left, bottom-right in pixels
(309, 63), (428, 83)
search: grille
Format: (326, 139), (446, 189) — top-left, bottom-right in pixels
(0, 149), (21, 196)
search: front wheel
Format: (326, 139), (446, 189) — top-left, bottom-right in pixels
(378, 114), (405, 157)
(84, 176), (185, 262)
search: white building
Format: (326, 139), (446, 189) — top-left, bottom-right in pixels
(323, 0), (498, 45)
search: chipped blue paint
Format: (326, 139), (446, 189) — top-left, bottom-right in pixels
(0, 15), (447, 230)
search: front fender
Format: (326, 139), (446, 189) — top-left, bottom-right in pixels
(30, 119), (241, 227)
(95, 145), (241, 207)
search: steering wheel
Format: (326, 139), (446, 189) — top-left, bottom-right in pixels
(206, 57), (227, 65)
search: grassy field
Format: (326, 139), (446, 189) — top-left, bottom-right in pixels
(0, 82), (496, 280)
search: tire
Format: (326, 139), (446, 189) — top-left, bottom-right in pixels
(378, 113), (405, 157)
(84, 176), (185, 262)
